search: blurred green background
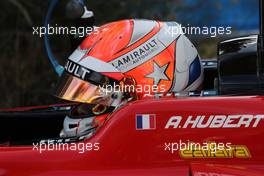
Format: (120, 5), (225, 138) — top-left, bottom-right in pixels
(0, 0), (258, 108)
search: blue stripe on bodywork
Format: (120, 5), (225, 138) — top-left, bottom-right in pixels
(187, 56), (201, 87)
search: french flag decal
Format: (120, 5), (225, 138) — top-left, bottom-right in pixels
(136, 114), (156, 130)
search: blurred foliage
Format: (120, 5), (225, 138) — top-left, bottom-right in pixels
(0, 0), (253, 107)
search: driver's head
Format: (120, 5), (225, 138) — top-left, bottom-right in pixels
(55, 19), (204, 108)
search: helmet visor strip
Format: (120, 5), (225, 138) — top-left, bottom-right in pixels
(54, 71), (117, 106)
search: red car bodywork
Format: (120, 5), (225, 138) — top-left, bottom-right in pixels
(0, 96), (263, 175)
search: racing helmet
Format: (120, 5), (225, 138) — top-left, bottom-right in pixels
(55, 19), (204, 107)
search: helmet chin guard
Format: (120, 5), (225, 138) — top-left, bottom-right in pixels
(60, 115), (95, 138)
(60, 103), (114, 138)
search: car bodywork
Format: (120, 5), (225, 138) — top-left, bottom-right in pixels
(0, 0), (264, 175)
(0, 96), (264, 175)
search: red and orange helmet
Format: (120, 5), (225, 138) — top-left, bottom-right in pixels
(55, 19), (203, 106)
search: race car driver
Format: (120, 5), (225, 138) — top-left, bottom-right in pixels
(54, 19), (204, 139)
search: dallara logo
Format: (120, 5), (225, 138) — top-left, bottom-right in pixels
(180, 144), (251, 159)
(165, 115), (264, 128)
